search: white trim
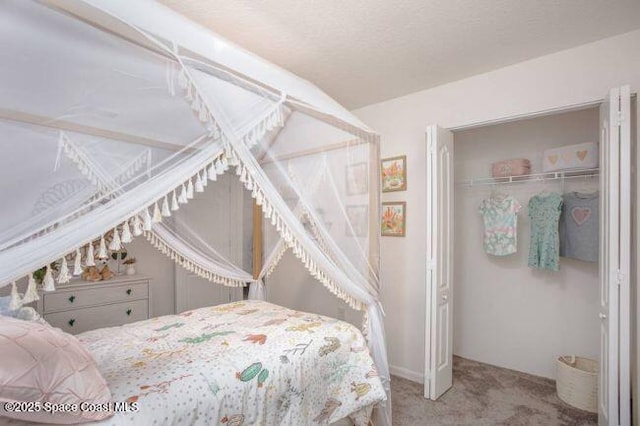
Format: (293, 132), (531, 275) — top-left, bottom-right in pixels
(634, 94), (639, 426)
(619, 85), (632, 426)
(389, 365), (423, 384)
(448, 100), (603, 132)
(447, 94), (637, 133)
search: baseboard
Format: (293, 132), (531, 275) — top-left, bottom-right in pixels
(389, 365), (423, 384)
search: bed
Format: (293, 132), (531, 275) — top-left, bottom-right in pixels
(57, 300), (386, 425)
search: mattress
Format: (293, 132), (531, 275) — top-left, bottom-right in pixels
(71, 300), (385, 425)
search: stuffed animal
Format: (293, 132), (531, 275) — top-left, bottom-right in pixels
(100, 265), (115, 281)
(82, 266), (102, 282)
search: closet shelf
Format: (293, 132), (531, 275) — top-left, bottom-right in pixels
(456, 168), (599, 187)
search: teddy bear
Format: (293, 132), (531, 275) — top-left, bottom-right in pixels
(100, 265), (115, 280)
(81, 266), (102, 282)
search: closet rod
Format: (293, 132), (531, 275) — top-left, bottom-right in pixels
(456, 168), (599, 187)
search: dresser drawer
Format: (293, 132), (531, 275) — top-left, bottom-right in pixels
(44, 299), (148, 335)
(43, 281), (148, 313)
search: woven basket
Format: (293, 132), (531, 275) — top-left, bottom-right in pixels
(556, 355), (598, 413)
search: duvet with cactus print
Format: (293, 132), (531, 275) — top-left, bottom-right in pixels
(77, 300), (386, 425)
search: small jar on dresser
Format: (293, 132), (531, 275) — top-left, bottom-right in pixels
(36, 275), (152, 335)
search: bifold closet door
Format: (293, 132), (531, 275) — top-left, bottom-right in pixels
(424, 125), (454, 400)
(599, 85), (631, 426)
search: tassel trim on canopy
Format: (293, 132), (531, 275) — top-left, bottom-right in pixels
(212, 137), (364, 310)
(57, 133), (151, 196)
(21, 275), (39, 305)
(144, 231), (248, 288)
(231, 149), (364, 311)
(174, 64), (365, 311)
(16, 59), (369, 338)
(8, 61), (285, 305)
(42, 266), (55, 291)
(263, 211), (335, 279)
(57, 257), (70, 284)
(264, 243), (289, 278)
(13, 147), (230, 295)
(240, 104), (285, 149)
(9, 282), (21, 310)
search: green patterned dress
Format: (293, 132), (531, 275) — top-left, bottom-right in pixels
(527, 192), (563, 271)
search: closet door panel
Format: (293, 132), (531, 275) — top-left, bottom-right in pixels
(598, 85), (631, 426)
(425, 125), (453, 400)
(618, 85), (631, 426)
(599, 90), (614, 426)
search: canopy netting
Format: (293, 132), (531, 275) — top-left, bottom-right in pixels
(0, 1), (389, 424)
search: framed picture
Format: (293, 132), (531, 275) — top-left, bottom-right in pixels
(346, 162), (368, 195)
(381, 155), (407, 192)
(381, 202), (406, 237)
(346, 205), (368, 238)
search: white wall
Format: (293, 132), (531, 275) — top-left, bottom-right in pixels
(267, 252), (364, 328)
(353, 29), (640, 382)
(454, 108), (600, 379)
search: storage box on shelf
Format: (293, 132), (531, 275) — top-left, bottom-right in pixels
(542, 142), (598, 172)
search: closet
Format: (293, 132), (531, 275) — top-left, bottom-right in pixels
(454, 107), (600, 379)
(424, 86), (634, 426)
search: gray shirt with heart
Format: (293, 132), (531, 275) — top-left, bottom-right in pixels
(559, 191), (599, 263)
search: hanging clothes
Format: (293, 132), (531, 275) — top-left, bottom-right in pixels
(559, 191), (599, 263)
(478, 194), (522, 256)
(528, 192), (563, 271)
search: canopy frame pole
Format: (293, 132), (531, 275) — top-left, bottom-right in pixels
(0, 108), (184, 152)
(252, 200), (263, 280)
(259, 138), (368, 165)
(369, 136), (381, 285)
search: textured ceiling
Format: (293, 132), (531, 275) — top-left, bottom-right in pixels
(159, 0), (640, 109)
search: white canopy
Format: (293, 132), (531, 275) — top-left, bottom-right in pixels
(0, 1), (389, 424)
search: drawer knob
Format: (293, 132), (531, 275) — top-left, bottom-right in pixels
(68, 319), (75, 327)
(126, 289), (132, 295)
(68, 295), (75, 303)
(126, 309), (132, 316)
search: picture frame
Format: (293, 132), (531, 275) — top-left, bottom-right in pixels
(381, 201), (406, 237)
(381, 155), (407, 192)
(345, 162), (369, 195)
(345, 205), (368, 238)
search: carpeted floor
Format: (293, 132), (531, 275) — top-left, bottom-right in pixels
(391, 356), (597, 426)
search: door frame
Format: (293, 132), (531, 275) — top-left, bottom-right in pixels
(634, 95), (639, 426)
(424, 93), (635, 425)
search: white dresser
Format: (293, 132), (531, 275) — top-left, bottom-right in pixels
(37, 275), (151, 335)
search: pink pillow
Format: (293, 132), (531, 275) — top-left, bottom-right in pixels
(0, 316), (112, 424)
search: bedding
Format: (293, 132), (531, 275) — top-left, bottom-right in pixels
(47, 300), (384, 425)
